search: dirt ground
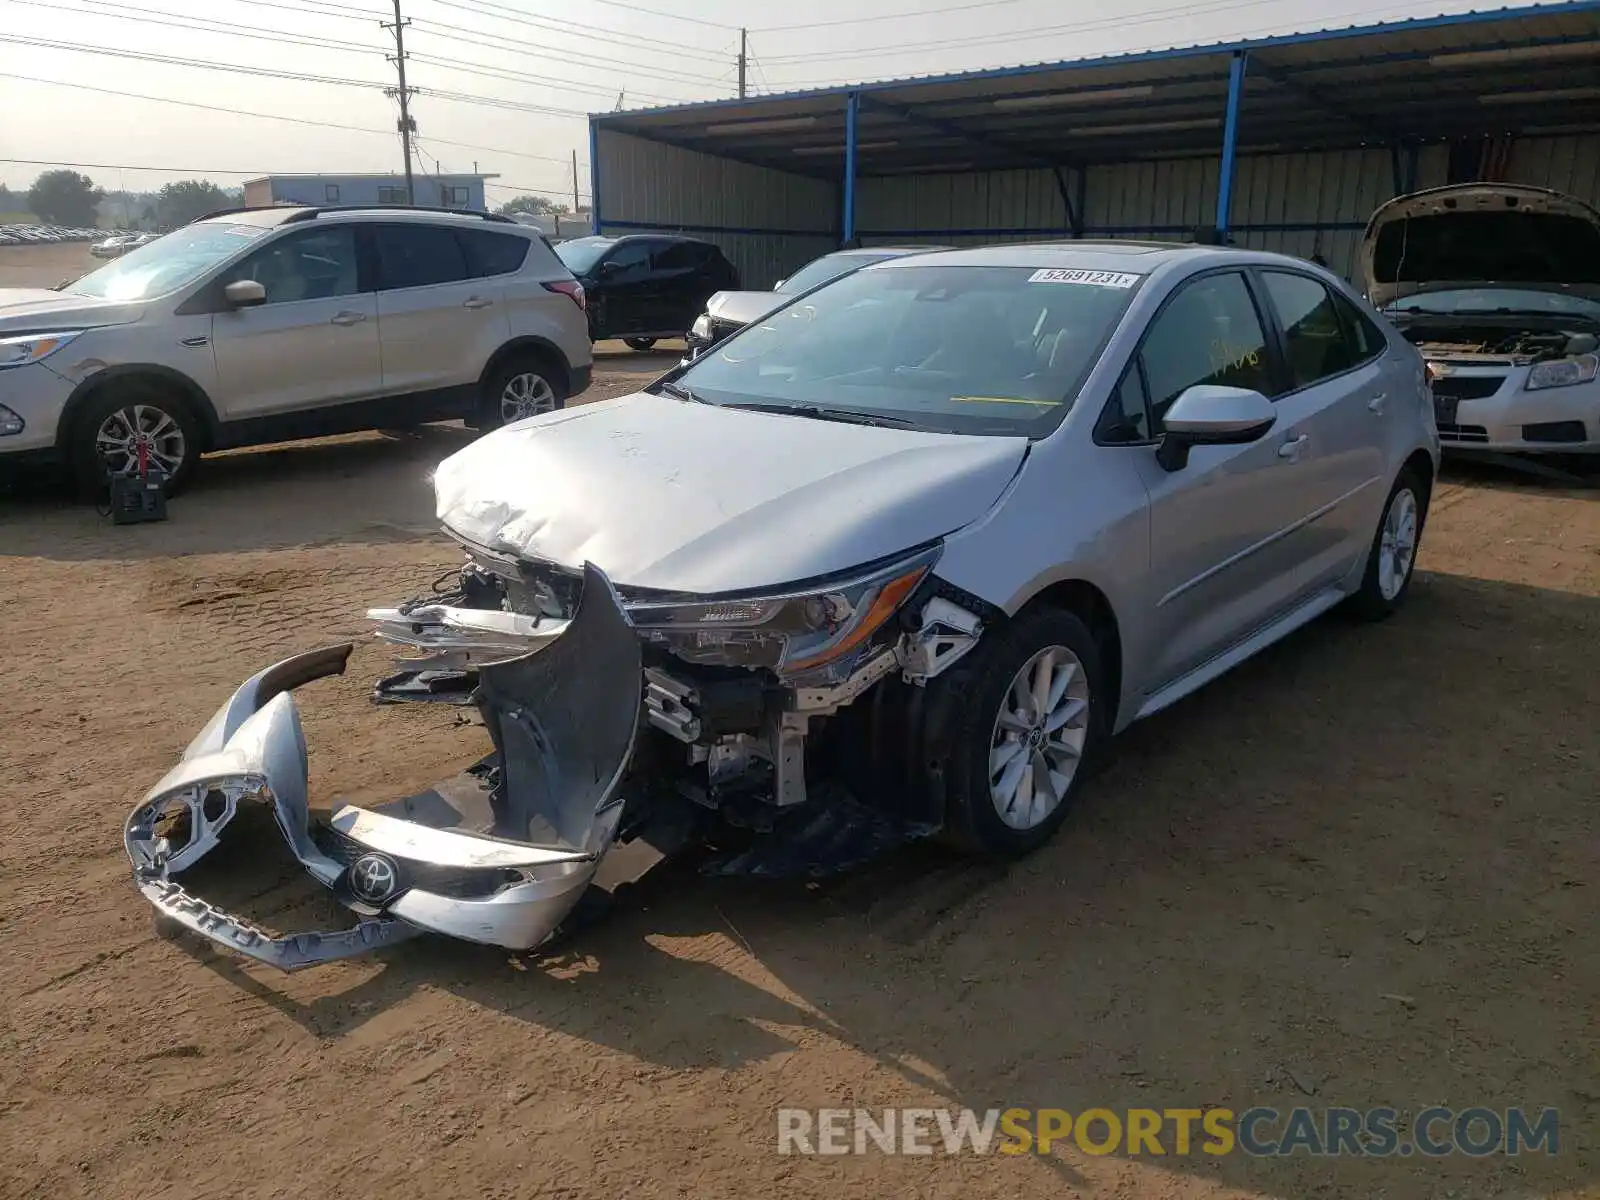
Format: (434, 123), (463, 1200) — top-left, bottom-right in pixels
(2, 240), (1598, 1200)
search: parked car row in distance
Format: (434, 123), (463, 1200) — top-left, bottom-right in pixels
(0, 224), (102, 246)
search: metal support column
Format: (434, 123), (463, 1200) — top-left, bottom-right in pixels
(843, 91), (860, 246)
(1215, 50), (1248, 235)
(588, 119), (601, 235)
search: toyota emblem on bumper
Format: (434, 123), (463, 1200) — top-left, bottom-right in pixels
(348, 853), (399, 904)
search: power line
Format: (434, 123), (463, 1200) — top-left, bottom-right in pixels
(4, 0), (384, 55)
(2, 156), (289, 176)
(0, 71), (584, 164)
(0, 34), (390, 86)
(421, 0), (733, 64)
(754, 0), (1033, 33)
(406, 51), (690, 104)
(412, 86), (591, 118)
(407, 18), (730, 87)
(578, 0), (737, 30)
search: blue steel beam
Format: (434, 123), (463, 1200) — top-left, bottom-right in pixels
(588, 117), (601, 235)
(843, 90), (860, 244)
(1215, 50), (1247, 234)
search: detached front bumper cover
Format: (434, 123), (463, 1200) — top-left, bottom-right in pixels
(124, 563), (643, 971)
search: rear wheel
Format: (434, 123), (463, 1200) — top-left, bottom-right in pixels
(1345, 466), (1427, 621)
(70, 385), (202, 498)
(481, 355), (566, 430)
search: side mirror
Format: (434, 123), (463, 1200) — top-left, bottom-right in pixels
(223, 279), (267, 309)
(1155, 384), (1276, 472)
(597, 259), (622, 277)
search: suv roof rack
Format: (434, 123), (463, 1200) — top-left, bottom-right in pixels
(189, 204), (516, 226)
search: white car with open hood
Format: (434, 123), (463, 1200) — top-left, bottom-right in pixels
(126, 241), (1438, 970)
(1361, 182), (1600, 454)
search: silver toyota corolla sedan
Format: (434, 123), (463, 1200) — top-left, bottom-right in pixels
(127, 241), (1439, 970)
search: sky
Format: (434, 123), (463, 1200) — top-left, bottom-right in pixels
(0, 0), (1521, 204)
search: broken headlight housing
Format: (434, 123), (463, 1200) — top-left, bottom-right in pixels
(1525, 353), (1599, 391)
(627, 544), (939, 676)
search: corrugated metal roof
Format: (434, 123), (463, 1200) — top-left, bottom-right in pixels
(592, 2), (1600, 178)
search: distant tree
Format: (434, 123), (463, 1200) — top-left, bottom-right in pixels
(155, 180), (232, 228)
(497, 194), (569, 217)
(28, 170), (103, 226)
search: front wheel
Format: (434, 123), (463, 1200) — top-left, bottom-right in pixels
(623, 337), (657, 352)
(932, 605), (1107, 856)
(71, 387), (202, 498)
(1345, 467), (1427, 621)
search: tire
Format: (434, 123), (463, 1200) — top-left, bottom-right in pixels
(480, 355), (567, 431)
(929, 605), (1109, 856)
(1345, 466), (1428, 621)
(623, 337), (657, 352)
(69, 384), (202, 499)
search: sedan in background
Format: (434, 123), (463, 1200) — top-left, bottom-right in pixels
(685, 244), (949, 360)
(1362, 183), (1600, 454)
(554, 233), (740, 350)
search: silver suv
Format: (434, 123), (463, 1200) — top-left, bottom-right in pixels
(0, 205), (593, 493)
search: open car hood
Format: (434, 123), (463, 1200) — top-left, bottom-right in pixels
(433, 391), (1029, 595)
(1360, 184), (1600, 307)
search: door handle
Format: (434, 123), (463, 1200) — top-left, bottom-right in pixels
(1277, 434), (1310, 461)
(330, 311), (367, 326)
(463, 296), (493, 309)
(1367, 392), (1388, 414)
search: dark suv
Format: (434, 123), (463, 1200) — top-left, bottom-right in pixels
(554, 234), (740, 350)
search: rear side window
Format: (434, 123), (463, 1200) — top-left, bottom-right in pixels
(652, 241), (706, 271)
(373, 224), (469, 290)
(1138, 271), (1275, 426)
(1260, 271), (1364, 389)
(460, 228), (529, 278)
(1332, 292), (1387, 360)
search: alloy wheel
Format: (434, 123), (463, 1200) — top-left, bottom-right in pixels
(95, 404), (187, 478)
(499, 372), (557, 422)
(988, 645), (1092, 831)
(1378, 487), (1419, 601)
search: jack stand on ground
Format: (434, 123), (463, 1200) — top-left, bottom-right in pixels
(107, 439), (169, 524)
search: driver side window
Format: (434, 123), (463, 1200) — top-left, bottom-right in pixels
(223, 227), (360, 305)
(1137, 272), (1275, 430)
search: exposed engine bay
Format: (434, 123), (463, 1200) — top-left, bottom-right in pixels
(1392, 318), (1600, 364)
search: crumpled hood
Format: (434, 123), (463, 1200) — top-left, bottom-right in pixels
(0, 288), (141, 332)
(434, 392), (1028, 594)
(704, 289), (787, 328)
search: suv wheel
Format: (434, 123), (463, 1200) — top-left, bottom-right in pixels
(483, 356), (566, 430)
(623, 337), (657, 352)
(71, 386), (202, 498)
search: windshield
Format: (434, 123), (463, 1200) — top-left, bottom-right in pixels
(673, 263), (1142, 437)
(777, 252), (902, 295)
(65, 223), (269, 301)
(1387, 287), (1600, 321)
(554, 237), (613, 276)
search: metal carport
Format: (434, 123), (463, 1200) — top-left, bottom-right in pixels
(587, 1), (1600, 287)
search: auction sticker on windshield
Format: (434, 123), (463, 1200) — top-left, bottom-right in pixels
(1028, 268), (1142, 288)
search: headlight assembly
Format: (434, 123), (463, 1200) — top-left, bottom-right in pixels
(0, 330), (81, 369)
(690, 313), (713, 341)
(628, 545), (940, 676)
(1526, 353), (1599, 392)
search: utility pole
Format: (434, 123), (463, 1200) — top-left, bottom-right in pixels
(382, 0), (416, 205)
(571, 149), (580, 214)
(737, 27), (748, 99)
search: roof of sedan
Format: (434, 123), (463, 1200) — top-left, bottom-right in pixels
(865, 239), (1229, 272)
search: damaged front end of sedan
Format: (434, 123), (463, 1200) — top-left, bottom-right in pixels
(124, 540), (995, 971)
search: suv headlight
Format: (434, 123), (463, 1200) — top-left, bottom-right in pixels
(628, 545), (940, 675)
(1525, 354), (1599, 392)
(690, 313), (713, 341)
(0, 330), (81, 369)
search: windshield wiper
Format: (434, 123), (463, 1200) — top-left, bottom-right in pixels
(655, 380), (706, 403)
(721, 400), (917, 429)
